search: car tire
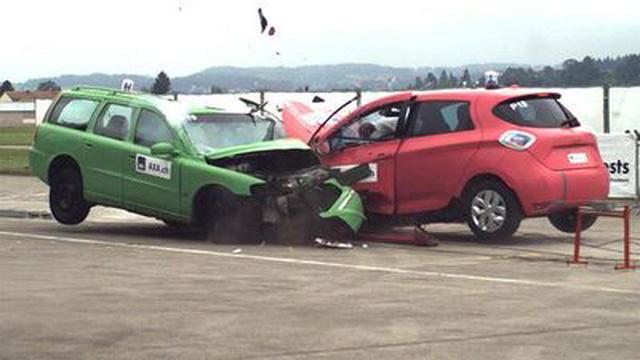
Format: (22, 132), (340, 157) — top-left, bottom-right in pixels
(464, 180), (523, 241)
(49, 168), (90, 225)
(548, 210), (597, 233)
(204, 189), (261, 244)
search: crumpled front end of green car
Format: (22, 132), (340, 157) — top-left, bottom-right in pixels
(318, 179), (366, 233)
(205, 140), (367, 236)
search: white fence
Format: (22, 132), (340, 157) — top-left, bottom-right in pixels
(175, 87), (640, 133)
(26, 86), (639, 131)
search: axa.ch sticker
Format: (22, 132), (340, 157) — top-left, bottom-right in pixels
(135, 154), (171, 180)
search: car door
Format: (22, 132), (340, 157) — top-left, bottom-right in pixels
(82, 102), (136, 206)
(321, 101), (410, 214)
(395, 99), (481, 214)
(121, 108), (182, 218)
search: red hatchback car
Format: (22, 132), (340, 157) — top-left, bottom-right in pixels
(282, 89), (610, 240)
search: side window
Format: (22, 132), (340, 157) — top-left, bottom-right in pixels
(48, 97), (99, 130)
(94, 104), (134, 141)
(134, 109), (174, 147)
(329, 102), (403, 150)
(408, 101), (474, 137)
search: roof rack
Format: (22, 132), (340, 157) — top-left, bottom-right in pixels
(72, 85), (135, 95)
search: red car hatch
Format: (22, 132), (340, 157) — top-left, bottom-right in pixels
(491, 94), (603, 171)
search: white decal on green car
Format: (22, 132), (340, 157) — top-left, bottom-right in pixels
(136, 154), (171, 180)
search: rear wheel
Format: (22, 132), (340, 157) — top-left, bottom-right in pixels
(202, 189), (261, 244)
(49, 168), (90, 225)
(464, 180), (523, 241)
(548, 210), (597, 233)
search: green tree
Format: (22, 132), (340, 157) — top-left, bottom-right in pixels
(413, 76), (425, 90)
(438, 70), (449, 88)
(37, 80), (61, 91)
(450, 74), (460, 87)
(425, 72), (438, 89)
(0, 80), (15, 96)
(210, 85), (226, 94)
(151, 71), (171, 95)
(460, 69), (471, 87)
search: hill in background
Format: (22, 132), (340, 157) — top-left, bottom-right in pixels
(18, 63), (526, 93)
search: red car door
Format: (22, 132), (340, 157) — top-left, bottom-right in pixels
(320, 100), (411, 214)
(395, 97), (482, 214)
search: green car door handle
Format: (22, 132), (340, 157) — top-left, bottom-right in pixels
(84, 142), (93, 149)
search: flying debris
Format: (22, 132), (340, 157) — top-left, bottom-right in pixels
(258, 8), (268, 33)
(258, 8), (276, 36)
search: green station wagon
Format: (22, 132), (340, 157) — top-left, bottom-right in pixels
(29, 87), (365, 242)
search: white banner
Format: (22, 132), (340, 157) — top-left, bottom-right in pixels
(596, 133), (638, 199)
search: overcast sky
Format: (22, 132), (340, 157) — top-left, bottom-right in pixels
(3, 0), (640, 81)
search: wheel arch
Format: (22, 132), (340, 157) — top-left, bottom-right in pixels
(460, 173), (524, 213)
(47, 154), (83, 184)
(191, 184), (232, 226)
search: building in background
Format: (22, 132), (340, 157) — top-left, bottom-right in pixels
(0, 90), (59, 126)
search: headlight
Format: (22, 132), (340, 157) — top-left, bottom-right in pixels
(228, 162), (252, 173)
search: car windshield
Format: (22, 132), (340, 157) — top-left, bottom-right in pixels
(493, 96), (574, 128)
(183, 113), (282, 154)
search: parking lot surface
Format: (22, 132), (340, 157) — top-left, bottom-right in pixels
(1, 210), (639, 359)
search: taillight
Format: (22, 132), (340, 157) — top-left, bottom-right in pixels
(499, 130), (536, 151)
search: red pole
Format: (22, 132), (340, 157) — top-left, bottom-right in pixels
(616, 206), (636, 270)
(570, 207), (587, 265)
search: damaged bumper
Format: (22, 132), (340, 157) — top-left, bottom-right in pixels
(251, 178), (365, 234)
(318, 180), (366, 233)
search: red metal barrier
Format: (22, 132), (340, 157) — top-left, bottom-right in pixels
(570, 205), (636, 270)
(615, 206), (636, 270)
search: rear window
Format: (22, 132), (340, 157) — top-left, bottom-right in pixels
(48, 97), (99, 130)
(493, 97), (572, 128)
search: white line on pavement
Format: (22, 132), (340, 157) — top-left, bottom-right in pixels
(1, 230), (638, 295)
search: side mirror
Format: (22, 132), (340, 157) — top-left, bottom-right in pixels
(150, 142), (179, 157)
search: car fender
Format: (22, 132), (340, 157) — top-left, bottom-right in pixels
(179, 158), (265, 218)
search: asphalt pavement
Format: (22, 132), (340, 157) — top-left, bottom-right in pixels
(1, 175), (639, 359)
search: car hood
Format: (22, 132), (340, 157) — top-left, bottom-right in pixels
(204, 138), (311, 161)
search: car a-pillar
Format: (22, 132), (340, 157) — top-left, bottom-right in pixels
(47, 155), (91, 225)
(461, 174), (524, 241)
(192, 184), (261, 244)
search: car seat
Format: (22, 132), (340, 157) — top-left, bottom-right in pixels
(104, 115), (128, 140)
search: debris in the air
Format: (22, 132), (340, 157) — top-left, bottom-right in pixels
(258, 8), (268, 33)
(314, 238), (354, 249)
(232, 248), (242, 254)
(258, 8), (276, 36)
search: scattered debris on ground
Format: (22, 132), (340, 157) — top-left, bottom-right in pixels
(314, 238), (354, 249)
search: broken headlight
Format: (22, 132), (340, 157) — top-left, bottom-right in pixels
(226, 162), (253, 173)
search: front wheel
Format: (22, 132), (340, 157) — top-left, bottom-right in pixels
(203, 190), (261, 244)
(49, 168), (90, 225)
(464, 180), (523, 241)
(548, 210), (597, 233)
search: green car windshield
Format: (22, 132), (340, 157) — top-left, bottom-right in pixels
(184, 113), (283, 154)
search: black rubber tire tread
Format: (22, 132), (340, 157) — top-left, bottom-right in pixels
(548, 210), (598, 233)
(49, 168), (90, 225)
(204, 189), (261, 244)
